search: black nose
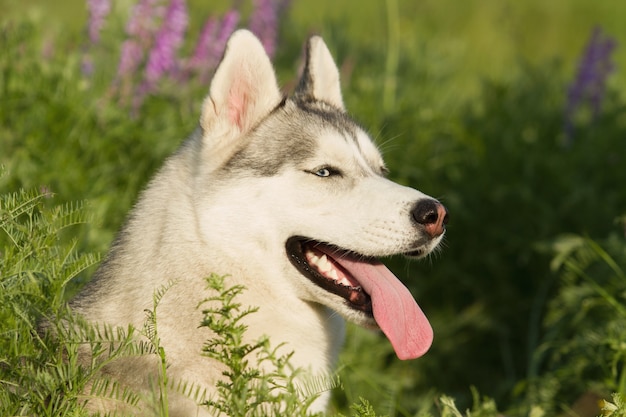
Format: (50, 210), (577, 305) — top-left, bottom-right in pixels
(411, 199), (449, 238)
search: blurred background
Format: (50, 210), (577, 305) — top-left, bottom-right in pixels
(1, 0), (625, 415)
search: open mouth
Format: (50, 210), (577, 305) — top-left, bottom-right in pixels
(285, 236), (435, 360)
(286, 236), (374, 314)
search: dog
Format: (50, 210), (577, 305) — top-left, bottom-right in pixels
(70, 29), (448, 416)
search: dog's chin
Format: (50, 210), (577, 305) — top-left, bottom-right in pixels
(285, 236), (433, 317)
(403, 238), (441, 259)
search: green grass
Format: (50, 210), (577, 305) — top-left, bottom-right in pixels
(1, 1), (626, 415)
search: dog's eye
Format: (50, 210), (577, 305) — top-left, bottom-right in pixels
(309, 166), (339, 178)
(315, 168), (332, 177)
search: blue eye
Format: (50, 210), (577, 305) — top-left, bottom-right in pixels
(308, 166), (340, 178)
(315, 168), (331, 177)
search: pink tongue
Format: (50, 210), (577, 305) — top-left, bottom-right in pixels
(332, 256), (433, 360)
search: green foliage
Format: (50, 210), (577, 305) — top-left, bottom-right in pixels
(142, 280), (180, 417)
(0, 173), (142, 416)
(525, 231), (626, 414)
(346, 397), (384, 417)
(0, 185), (98, 300)
(0, 169), (98, 354)
(601, 393), (626, 417)
(199, 274), (324, 416)
(437, 391), (499, 417)
(370, 62), (626, 410)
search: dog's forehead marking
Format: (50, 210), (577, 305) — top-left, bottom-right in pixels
(220, 99), (385, 178)
(310, 126), (383, 177)
(354, 129), (386, 173)
(295, 100), (385, 175)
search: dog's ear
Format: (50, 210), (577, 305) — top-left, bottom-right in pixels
(200, 30), (282, 137)
(295, 36), (344, 110)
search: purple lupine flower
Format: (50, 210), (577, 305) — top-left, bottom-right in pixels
(144, 0), (189, 86)
(126, 0), (166, 42)
(117, 40), (144, 78)
(248, 0), (280, 57)
(187, 17), (218, 71)
(116, 0), (166, 80)
(564, 27), (617, 145)
(87, 0), (111, 44)
(186, 10), (240, 83)
(215, 10), (240, 57)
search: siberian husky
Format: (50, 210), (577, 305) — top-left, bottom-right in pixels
(71, 30), (448, 416)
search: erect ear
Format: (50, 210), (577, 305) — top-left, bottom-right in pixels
(295, 36), (345, 110)
(200, 29), (282, 138)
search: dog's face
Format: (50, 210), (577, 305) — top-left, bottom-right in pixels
(197, 31), (447, 360)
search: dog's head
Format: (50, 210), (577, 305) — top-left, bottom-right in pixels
(196, 30), (448, 360)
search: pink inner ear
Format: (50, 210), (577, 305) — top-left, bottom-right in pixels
(228, 81), (251, 130)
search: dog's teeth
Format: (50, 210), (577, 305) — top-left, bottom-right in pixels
(318, 255), (332, 273)
(306, 251), (320, 265)
(305, 250), (343, 280)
